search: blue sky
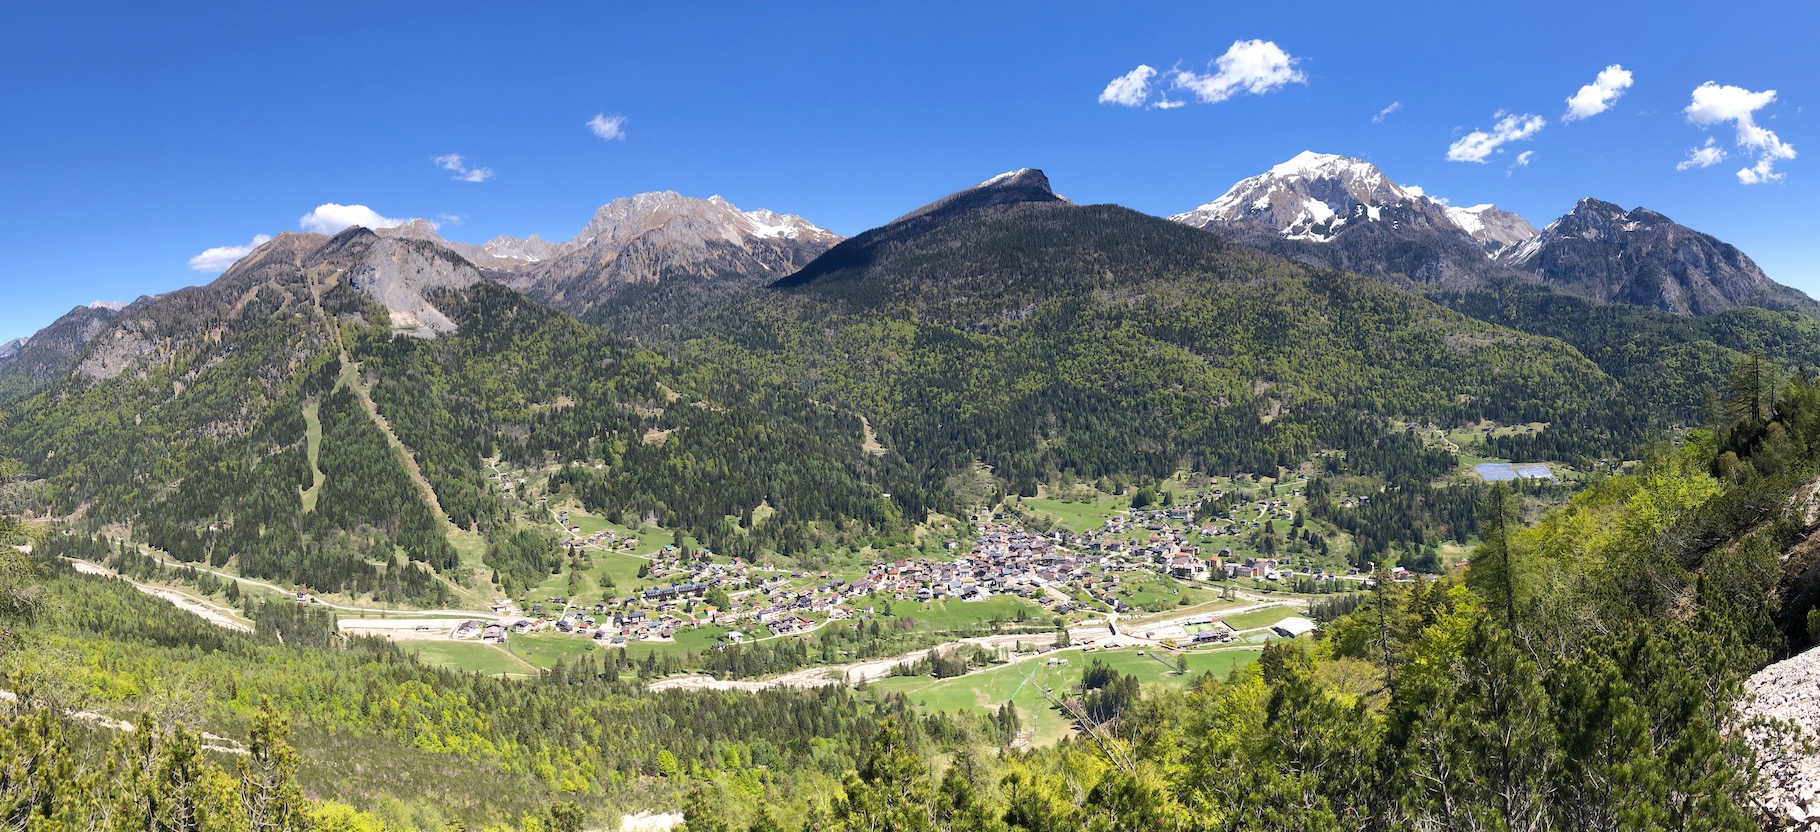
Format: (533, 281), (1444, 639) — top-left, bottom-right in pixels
(2, 1), (1815, 341)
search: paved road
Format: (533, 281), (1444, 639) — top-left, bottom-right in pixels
(647, 602), (1293, 693)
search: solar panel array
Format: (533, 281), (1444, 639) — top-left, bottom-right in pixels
(1472, 462), (1555, 482)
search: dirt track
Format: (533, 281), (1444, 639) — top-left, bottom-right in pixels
(66, 559), (253, 633)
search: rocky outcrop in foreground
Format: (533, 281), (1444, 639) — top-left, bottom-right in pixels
(1742, 644), (1820, 828)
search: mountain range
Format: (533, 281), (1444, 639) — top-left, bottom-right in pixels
(7, 150), (1810, 368)
(4, 155), (1820, 601)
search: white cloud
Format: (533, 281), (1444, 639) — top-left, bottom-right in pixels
(299, 204), (419, 234)
(1446, 112), (1547, 163)
(1738, 157), (1785, 185)
(1677, 137), (1727, 171)
(1171, 39), (1306, 104)
(187, 234), (272, 273)
(1152, 99), (1185, 110)
(1683, 81), (1796, 184)
(1099, 65), (1157, 107)
(1563, 64), (1634, 122)
(432, 153), (494, 183)
(436, 213), (466, 226)
(1507, 150), (1535, 176)
(1373, 101), (1402, 123)
(588, 113), (627, 141)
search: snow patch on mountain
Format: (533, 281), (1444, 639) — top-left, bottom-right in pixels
(741, 208), (831, 240)
(978, 168), (1039, 188)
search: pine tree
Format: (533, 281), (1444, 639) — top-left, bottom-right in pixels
(1468, 483), (1521, 631)
(239, 701), (307, 832)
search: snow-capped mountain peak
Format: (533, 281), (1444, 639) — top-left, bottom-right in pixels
(1172, 151), (1415, 242)
(1266, 151), (1405, 196)
(1173, 151), (1536, 251)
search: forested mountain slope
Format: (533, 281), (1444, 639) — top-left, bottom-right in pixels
(691, 170), (1631, 500)
(1439, 286), (1820, 427)
(0, 228), (918, 604)
(0, 542), (918, 829)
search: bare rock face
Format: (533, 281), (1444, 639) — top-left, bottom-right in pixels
(1740, 645), (1820, 829)
(312, 229), (483, 337)
(503, 192), (840, 321)
(377, 220), (559, 271)
(74, 231), (331, 381)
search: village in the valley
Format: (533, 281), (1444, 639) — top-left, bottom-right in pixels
(409, 468), (1388, 658)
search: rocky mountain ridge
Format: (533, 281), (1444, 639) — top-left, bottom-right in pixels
(70, 228), (481, 385)
(0, 302), (130, 402)
(1507, 198), (1817, 316)
(775, 167), (1067, 292)
(376, 191), (840, 325)
(1174, 152), (1816, 315)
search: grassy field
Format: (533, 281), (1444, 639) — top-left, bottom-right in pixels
(868, 645), (1259, 745)
(885, 596), (1054, 630)
(408, 641), (535, 676)
(516, 494), (689, 606)
(1114, 573), (1212, 612)
(525, 550), (659, 607)
(1019, 494), (1128, 534)
(1220, 605), (1300, 630)
(504, 632), (600, 668)
(487, 621), (796, 670)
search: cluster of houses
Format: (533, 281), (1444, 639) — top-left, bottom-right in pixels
(508, 479), (1374, 651)
(556, 510), (639, 551)
(451, 619), (510, 644)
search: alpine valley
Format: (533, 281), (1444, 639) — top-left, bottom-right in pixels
(8, 155), (1820, 832)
